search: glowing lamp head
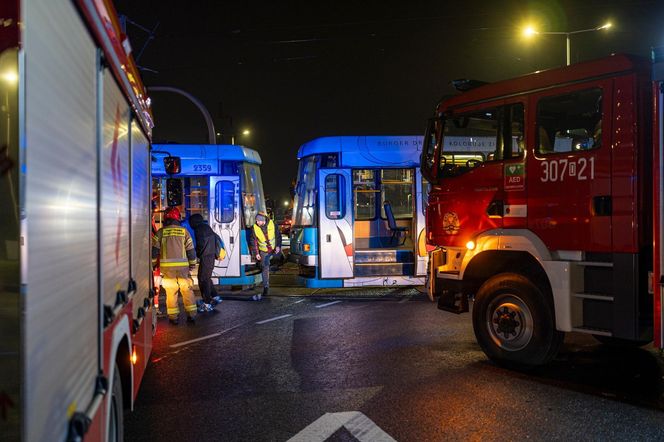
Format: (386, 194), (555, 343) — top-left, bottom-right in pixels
(131, 346), (138, 365)
(303, 243), (311, 252)
(466, 241), (476, 251)
(523, 26), (537, 37)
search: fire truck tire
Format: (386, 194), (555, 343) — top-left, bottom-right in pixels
(109, 363), (124, 442)
(472, 273), (563, 368)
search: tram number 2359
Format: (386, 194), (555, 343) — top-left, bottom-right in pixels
(540, 157), (595, 183)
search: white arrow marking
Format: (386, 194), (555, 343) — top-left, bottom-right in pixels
(288, 411), (396, 442)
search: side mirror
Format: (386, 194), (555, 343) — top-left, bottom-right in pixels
(166, 178), (183, 207)
(164, 156), (181, 175)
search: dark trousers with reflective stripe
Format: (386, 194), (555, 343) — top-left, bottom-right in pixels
(198, 255), (218, 303)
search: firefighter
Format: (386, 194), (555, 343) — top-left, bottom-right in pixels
(250, 211), (281, 300)
(152, 206), (198, 324)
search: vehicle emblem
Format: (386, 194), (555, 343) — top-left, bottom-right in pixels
(443, 212), (460, 235)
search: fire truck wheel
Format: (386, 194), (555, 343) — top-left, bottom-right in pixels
(473, 273), (563, 368)
(109, 363), (124, 442)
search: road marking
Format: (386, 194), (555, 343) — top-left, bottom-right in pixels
(169, 324), (241, 348)
(294, 299), (306, 304)
(256, 314), (293, 324)
(315, 300), (342, 309)
(288, 411), (395, 442)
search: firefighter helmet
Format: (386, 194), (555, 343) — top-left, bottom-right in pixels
(164, 206), (181, 221)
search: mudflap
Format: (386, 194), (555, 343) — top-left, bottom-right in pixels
(437, 290), (469, 314)
(428, 248), (468, 313)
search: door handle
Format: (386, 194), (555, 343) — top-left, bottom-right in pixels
(592, 196), (612, 216)
(326, 234), (331, 243)
(486, 200), (504, 218)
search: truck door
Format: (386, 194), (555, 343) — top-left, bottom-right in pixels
(527, 84), (612, 252)
(318, 169), (354, 278)
(210, 176), (241, 277)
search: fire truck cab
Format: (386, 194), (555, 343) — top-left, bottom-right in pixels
(422, 53), (658, 367)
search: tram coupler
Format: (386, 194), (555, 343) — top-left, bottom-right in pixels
(437, 290), (469, 314)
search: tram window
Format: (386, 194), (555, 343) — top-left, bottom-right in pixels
(215, 180), (235, 223)
(380, 169), (413, 219)
(353, 169), (376, 220)
(536, 88), (602, 155)
(240, 163), (266, 226)
(187, 177), (209, 221)
(293, 156), (318, 227)
(325, 174), (345, 219)
(166, 178), (183, 207)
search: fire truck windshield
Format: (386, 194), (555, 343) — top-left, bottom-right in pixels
(439, 109), (499, 177)
(422, 104), (524, 181)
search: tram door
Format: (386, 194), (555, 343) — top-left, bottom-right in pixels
(318, 169), (354, 278)
(210, 176), (241, 277)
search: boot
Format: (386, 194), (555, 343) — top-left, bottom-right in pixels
(169, 317), (178, 325)
(262, 286), (269, 296)
(186, 315), (196, 325)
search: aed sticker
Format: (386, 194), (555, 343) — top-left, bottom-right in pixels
(504, 163), (525, 191)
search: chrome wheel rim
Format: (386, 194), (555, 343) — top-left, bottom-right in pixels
(486, 294), (534, 351)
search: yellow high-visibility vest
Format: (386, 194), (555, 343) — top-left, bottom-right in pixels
(153, 226), (195, 267)
(253, 220), (276, 252)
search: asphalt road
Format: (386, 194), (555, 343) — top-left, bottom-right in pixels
(125, 287), (664, 441)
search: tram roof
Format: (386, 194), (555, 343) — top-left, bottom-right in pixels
(297, 136), (423, 168)
(152, 144), (262, 165)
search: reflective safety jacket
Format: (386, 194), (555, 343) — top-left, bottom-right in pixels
(251, 219), (280, 253)
(152, 220), (197, 269)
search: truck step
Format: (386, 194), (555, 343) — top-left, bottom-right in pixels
(572, 326), (612, 336)
(573, 292), (614, 301)
(574, 261), (613, 268)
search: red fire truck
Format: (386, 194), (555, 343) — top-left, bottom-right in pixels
(422, 50), (664, 368)
(1, 0), (156, 440)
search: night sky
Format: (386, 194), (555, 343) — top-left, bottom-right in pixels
(115, 0), (664, 204)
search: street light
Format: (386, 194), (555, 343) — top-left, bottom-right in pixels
(522, 22), (612, 66)
(217, 128), (251, 145)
